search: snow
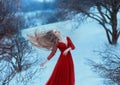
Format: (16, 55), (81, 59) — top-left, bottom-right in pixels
(22, 18), (110, 85)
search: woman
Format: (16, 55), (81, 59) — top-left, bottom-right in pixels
(27, 29), (75, 85)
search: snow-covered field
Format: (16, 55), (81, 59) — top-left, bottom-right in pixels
(22, 18), (109, 85)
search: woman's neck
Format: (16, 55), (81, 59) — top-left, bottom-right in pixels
(58, 36), (67, 45)
(58, 35), (64, 41)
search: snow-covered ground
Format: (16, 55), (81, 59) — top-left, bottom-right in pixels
(22, 18), (109, 85)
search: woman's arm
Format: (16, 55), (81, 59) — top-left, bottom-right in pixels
(40, 46), (57, 67)
(47, 46), (57, 60)
(67, 36), (75, 50)
(63, 47), (71, 56)
(63, 37), (75, 55)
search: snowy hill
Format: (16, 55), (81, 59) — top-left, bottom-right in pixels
(22, 19), (108, 85)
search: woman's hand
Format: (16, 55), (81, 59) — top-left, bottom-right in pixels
(40, 59), (48, 67)
(40, 62), (45, 67)
(63, 47), (71, 56)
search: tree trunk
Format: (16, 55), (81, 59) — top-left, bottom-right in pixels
(111, 32), (118, 44)
(110, 5), (118, 45)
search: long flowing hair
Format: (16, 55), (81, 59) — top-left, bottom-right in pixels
(27, 29), (59, 50)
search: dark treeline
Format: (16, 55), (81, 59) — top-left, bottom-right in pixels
(20, 0), (56, 12)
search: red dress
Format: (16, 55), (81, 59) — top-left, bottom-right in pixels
(46, 36), (75, 85)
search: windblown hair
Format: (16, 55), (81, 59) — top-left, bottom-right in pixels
(27, 29), (59, 50)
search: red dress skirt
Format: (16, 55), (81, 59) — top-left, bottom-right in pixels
(46, 36), (75, 85)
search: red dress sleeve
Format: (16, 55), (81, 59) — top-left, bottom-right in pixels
(67, 36), (75, 50)
(47, 46), (57, 60)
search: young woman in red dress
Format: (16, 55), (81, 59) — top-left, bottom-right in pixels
(27, 29), (75, 85)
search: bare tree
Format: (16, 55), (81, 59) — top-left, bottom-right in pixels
(87, 44), (120, 85)
(0, 32), (42, 85)
(0, 0), (41, 85)
(0, 0), (22, 39)
(55, 0), (120, 45)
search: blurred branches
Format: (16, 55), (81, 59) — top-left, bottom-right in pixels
(87, 44), (120, 85)
(55, 0), (120, 45)
(0, 0), (40, 85)
(0, 33), (39, 85)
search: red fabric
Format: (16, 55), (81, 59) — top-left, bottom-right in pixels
(46, 36), (75, 85)
(47, 46), (57, 60)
